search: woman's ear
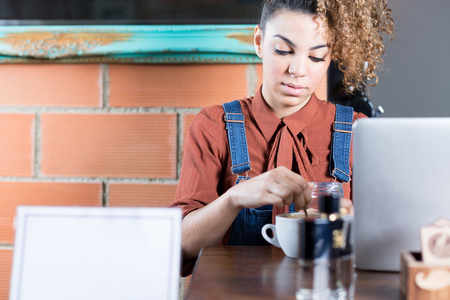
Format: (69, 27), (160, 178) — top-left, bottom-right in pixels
(254, 25), (263, 58)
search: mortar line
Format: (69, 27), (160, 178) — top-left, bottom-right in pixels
(176, 113), (183, 179)
(0, 177), (179, 184)
(0, 244), (14, 250)
(102, 181), (109, 207)
(34, 113), (41, 178)
(0, 107), (202, 114)
(247, 64), (257, 97)
(102, 64), (110, 109)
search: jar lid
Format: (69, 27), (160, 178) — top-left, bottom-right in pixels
(318, 193), (341, 214)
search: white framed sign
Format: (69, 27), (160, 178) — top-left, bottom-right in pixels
(10, 206), (182, 300)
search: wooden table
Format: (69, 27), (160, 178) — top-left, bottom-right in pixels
(186, 246), (401, 300)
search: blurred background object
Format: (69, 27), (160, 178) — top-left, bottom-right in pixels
(0, 0), (261, 24)
(327, 62), (384, 118)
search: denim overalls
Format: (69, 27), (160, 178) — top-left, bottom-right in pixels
(222, 100), (354, 246)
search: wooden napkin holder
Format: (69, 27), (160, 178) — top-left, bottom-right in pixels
(401, 251), (450, 300)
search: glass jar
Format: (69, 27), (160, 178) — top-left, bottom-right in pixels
(296, 194), (356, 300)
(309, 182), (343, 209)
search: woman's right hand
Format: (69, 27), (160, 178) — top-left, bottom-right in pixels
(181, 166), (312, 264)
(225, 166), (312, 212)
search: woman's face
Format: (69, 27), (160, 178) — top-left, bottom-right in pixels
(254, 10), (331, 118)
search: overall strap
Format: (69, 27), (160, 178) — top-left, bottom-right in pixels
(222, 100), (252, 178)
(329, 104), (354, 183)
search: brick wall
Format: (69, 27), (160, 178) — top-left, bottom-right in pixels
(0, 63), (326, 298)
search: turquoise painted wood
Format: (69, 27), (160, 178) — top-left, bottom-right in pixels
(0, 25), (261, 63)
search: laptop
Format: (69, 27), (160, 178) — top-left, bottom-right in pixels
(9, 206), (182, 300)
(352, 118), (450, 271)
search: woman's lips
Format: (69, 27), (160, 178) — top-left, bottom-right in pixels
(282, 83), (306, 96)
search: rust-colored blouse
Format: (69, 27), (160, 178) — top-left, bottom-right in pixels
(169, 88), (366, 220)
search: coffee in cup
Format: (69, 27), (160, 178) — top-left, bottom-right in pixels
(261, 212), (320, 258)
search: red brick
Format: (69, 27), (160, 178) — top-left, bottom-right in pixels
(0, 182), (102, 244)
(109, 64), (248, 107)
(0, 64), (101, 107)
(256, 64), (263, 94)
(0, 114), (34, 177)
(255, 63), (327, 100)
(109, 183), (178, 207)
(0, 249), (13, 300)
(41, 114), (177, 178)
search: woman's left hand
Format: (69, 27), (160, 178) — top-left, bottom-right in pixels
(340, 198), (354, 215)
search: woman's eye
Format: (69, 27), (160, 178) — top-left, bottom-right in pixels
(309, 56), (325, 62)
(275, 49), (292, 55)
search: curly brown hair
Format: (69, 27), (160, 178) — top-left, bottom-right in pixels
(260, 0), (395, 91)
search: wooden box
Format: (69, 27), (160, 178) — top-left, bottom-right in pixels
(401, 251), (450, 300)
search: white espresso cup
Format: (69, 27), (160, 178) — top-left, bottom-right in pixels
(261, 212), (320, 258)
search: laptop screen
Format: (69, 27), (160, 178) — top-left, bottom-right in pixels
(352, 118), (450, 271)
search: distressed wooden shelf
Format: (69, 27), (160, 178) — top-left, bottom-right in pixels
(0, 25), (261, 64)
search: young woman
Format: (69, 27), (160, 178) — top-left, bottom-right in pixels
(169, 0), (394, 275)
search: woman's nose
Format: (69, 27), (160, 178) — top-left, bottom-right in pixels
(288, 57), (307, 78)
